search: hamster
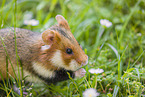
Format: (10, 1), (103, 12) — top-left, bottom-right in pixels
(0, 15), (88, 84)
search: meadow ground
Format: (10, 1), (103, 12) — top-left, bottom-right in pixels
(0, 0), (145, 96)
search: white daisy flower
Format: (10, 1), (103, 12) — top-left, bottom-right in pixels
(23, 11), (33, 20)
(89, 68), (104, 74)
(24, 19), (39, 26)
(137, 33), (142, 36)
(100, 19), (112, 28)
(83, 88), (100, 97)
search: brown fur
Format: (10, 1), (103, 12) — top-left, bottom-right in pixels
(0, 28), (58, 79)
(0, 15), (88, 81)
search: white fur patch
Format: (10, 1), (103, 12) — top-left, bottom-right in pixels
(14, 67), (43, 83)
(50, 50), (80, 71)
(50, 50), (65, 68)
(32, 61), (55, 78)
(69, 59), (80, 71)
(41, 45), (50, 51)
(23, 70), (43, 83)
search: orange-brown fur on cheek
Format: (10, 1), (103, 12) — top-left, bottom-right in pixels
(57, 36), (77, 67)
(58, 33), (88, 67)
(56, 37), (73, 66)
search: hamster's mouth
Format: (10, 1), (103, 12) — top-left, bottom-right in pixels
(66, 60), (81, 71)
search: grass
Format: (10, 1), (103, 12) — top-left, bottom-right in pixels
(0, 0), (145, 96)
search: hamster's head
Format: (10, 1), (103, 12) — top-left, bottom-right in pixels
(40, 15), (88, 71)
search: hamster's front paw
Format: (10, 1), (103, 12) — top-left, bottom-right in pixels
(75, 68), (86, 77)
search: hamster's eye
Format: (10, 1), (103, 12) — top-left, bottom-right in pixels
(66, 48), (73, 54)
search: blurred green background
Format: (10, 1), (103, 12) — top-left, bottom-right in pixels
(0, 0), (145, 96)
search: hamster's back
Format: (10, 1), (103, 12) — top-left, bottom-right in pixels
(0, 28), (39, 57)
(0, 28), (40, 79)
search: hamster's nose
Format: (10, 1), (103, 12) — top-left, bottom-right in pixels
(81, 56), (88, 66)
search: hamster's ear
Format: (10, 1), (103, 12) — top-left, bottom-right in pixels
(55, 15), (70, 30)
(42, 29), (60, 45)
